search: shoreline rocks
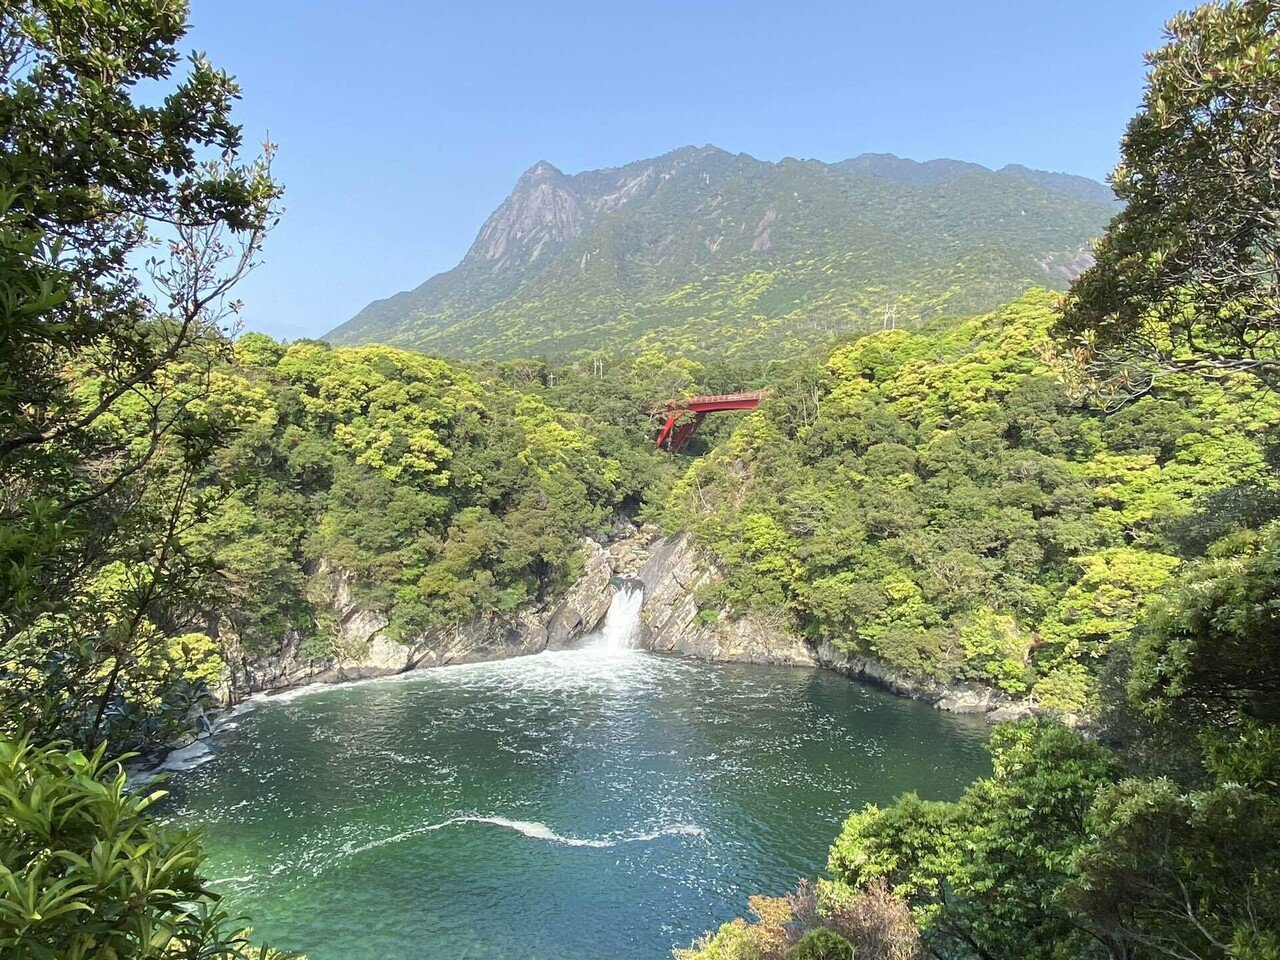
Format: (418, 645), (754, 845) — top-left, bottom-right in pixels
(214, 526), (1038, 726)
(633, 532), (1036, 724)
(218, 537), (625, 703)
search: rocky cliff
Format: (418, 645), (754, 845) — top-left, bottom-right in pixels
(630, 531), (1034, 723)
(221, 527), (1033, 724)
(633, 532), (817, 666)
(326, 146), (1116, 363)
(218, 541), (620, 701)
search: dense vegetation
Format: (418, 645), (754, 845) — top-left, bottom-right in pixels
(2, 0), (1278, 957)
(0, 737), (290, 960)
(1060, 0), (1280, 399)
(678, 4), (1280, 960)
(198, 336), (633, 675)
(670, 288), (1280, 713)
(327, 148), (1115, 362)
(0, 2), (290, 954)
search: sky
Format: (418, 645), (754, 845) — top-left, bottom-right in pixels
(185, 0), (1187, 341)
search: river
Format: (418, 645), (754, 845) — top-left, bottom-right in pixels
(159, 590), (990, 960)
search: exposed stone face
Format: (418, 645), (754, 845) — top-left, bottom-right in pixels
(1038, 246), (1096, 284)
(751, 209), (777, 253)
(227, 527), (1036, 725)
(471, 160), (585, 270)
(633, 533), (1035, 723)
(222, 537), (618, 702)
(544, 538), (615, 648)
(635, 533), (815, 666)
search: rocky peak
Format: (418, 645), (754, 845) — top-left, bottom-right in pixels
(470, 160), (586, 270)
(519, 159), (565, 183)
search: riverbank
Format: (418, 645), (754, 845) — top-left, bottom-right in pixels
(632, 530), (1039, 724)
(223, 526), (1041, 725)
(135, 529), (1037, 786)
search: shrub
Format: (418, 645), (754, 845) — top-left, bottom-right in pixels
(0, 736), (291, 959)
(787, 928), (855, 960)
(821, 879), (922, 960)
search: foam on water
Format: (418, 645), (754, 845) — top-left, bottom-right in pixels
(342, 815), (705, 857)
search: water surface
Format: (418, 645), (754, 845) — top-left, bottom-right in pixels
(161, 645), (989, 960)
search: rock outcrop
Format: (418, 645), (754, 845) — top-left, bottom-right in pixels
(635, 532), (816, 666)
(221, 538), (622, 701)
(633, 532), (1033, 723)
(223, 525), (1035, 725)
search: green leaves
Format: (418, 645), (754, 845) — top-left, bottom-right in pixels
(203, 336), (626, 660)
(674, 289), (1280, 708)
(1059, 0), (1280, 398)
(0, 736), (293, 959)
(1130, 520), (1280, 725)
(827, 722), (1121, 960)
(0, 0), (280, 754)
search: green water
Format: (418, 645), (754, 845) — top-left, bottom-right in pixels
(160, 648), (990, 960)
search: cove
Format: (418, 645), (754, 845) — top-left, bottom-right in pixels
(159, 603), (991, 960)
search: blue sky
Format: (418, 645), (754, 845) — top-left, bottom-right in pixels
(186, 0), (1186, 340)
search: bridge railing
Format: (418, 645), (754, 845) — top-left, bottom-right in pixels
(656, 390), (769, 411)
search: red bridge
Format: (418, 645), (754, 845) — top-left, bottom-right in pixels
(653, 391), (767, 452)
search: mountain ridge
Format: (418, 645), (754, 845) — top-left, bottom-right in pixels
(327, 145), (1118, 360)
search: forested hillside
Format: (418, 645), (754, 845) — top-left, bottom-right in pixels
(668, 288), (1280, 714)
(328, 148), (1115, 361)
(195, 337), (638, 672)
(676, 4), (1280, 959)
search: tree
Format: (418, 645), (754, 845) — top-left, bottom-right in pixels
(0, 0), (280, 753)
(826, 721), (1121, 960)
(1129, 521), (1280, 726)
(1069, 772), (1280, 960)
(1059, 1), (1280, 403)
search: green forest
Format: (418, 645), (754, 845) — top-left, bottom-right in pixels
(670, 288), (1280, 713)
(2, 1), (1279, 959)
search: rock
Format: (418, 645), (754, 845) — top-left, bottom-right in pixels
(545, 538), (614, 648)
(226, 527), (1040, 728)
(224, 536), (619, 701)
(632, 535), (1037, 722)
(988, 705), (1035, 723)
(160, 739), (215, 773)
(634, 533), (815, 666)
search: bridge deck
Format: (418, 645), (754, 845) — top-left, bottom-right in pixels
(654, 391), (767, 451)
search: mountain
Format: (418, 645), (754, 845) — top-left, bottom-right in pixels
(327, 146), (1118, 361)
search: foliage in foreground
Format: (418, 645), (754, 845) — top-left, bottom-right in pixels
(1060, 0), (1280, 399)
(825, 716), (1280, 960)
(675, 881), (922, 960)
(0, 0), (292, 951)
(0, 0), (278, 754)
(0, 736), (295, 959)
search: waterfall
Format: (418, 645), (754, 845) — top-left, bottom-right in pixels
(589, 584), (644, 652)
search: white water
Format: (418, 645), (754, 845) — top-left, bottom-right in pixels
(340, 815), (704, 857)
(588, 584), (644, 651)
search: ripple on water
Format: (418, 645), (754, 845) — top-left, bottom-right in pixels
(160, 649), (991, 960)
